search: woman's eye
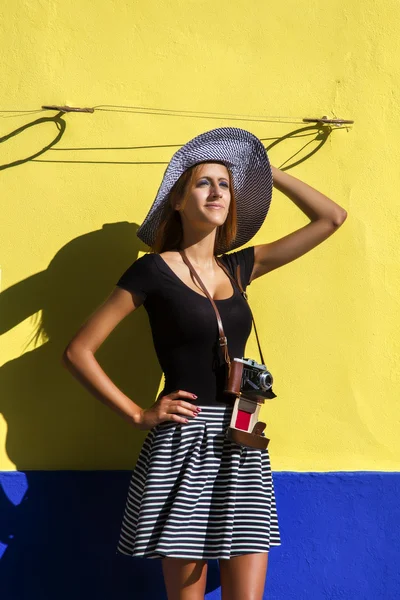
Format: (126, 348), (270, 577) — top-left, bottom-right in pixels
(199, 179), (229, 187)
(197, 180), (229, 188)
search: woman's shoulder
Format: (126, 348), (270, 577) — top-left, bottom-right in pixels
(218, 246), (255, 289)
(116, 252), (158, 295)
(137, 251), (158, 261)
(122, 251), (158, 273)
(218, 245), (254, 269)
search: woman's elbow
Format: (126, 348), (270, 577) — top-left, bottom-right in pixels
(61, 345), (74, 368)
(332, 209), (348, 227)
(61, 343), (85, 368)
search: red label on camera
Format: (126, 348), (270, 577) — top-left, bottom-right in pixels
(235, 410), (251, 431)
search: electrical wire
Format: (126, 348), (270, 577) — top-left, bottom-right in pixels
(0, 103), (353, 126)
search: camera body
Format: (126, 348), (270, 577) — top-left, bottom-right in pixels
(237, 357), (276, 400)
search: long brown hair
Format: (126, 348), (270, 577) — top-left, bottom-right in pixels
(151, 161), (237, 256)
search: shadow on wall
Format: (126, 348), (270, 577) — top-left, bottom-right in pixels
(0, 221), (163, 471)
(0, 111), (66, 171)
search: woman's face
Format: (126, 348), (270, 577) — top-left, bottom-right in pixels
(177, 163), (232, 231)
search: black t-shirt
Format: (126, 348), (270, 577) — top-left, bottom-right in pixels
(116, 246), (255, 405)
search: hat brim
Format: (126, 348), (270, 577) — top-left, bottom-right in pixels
(136, 127), (273, 254)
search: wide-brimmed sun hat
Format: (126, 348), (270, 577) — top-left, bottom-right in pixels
(136, 127), (273, 254)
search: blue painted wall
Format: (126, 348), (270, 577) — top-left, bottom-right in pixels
(1, 471), (399, 600)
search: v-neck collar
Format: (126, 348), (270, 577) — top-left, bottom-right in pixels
(154, 253), (236, 302)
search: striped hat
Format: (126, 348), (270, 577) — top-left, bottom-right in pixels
(136, 127), (273, 254)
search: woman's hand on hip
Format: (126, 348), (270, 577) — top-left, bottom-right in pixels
(136, 390), (201, 430)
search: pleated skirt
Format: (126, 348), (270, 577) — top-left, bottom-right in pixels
(116, 403), (281, 560)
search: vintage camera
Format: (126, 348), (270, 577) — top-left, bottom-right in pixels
(225, 358), (277, 450)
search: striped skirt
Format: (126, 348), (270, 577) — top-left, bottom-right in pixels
(116, 403), (281, 560)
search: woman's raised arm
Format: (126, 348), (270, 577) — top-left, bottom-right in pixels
(251, 166), (347, 280)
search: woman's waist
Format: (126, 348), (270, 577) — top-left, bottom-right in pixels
(161, 367), (226, 403)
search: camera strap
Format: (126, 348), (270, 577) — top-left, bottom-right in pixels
(178, 249), (266, 370)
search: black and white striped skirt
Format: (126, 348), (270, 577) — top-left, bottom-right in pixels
(116, 403), (281, 560)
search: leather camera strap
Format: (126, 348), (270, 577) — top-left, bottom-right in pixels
(215, 257), (266, 366)
(178, 250), (231, 369)
(178, 249), (266, 368)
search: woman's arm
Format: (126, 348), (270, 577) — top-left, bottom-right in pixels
(251, 166), (347, 281)
(271, 166), (347, 224)
(62, 287), (145, 426)
(62, 287), (199, 429)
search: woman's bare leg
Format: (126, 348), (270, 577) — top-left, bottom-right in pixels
(219, 552), (268, 600)
(162, 558), (208, 600)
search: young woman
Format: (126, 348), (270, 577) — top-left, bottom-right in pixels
(63, 127), (347, 600)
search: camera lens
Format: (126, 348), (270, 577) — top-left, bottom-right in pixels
(258, 371), (273, 391)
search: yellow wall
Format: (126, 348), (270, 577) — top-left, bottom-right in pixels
(1, 0), (399, 471)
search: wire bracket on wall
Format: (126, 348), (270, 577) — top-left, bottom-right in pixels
(41, 105), (95, 113)
(303, 116), (354, 126)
